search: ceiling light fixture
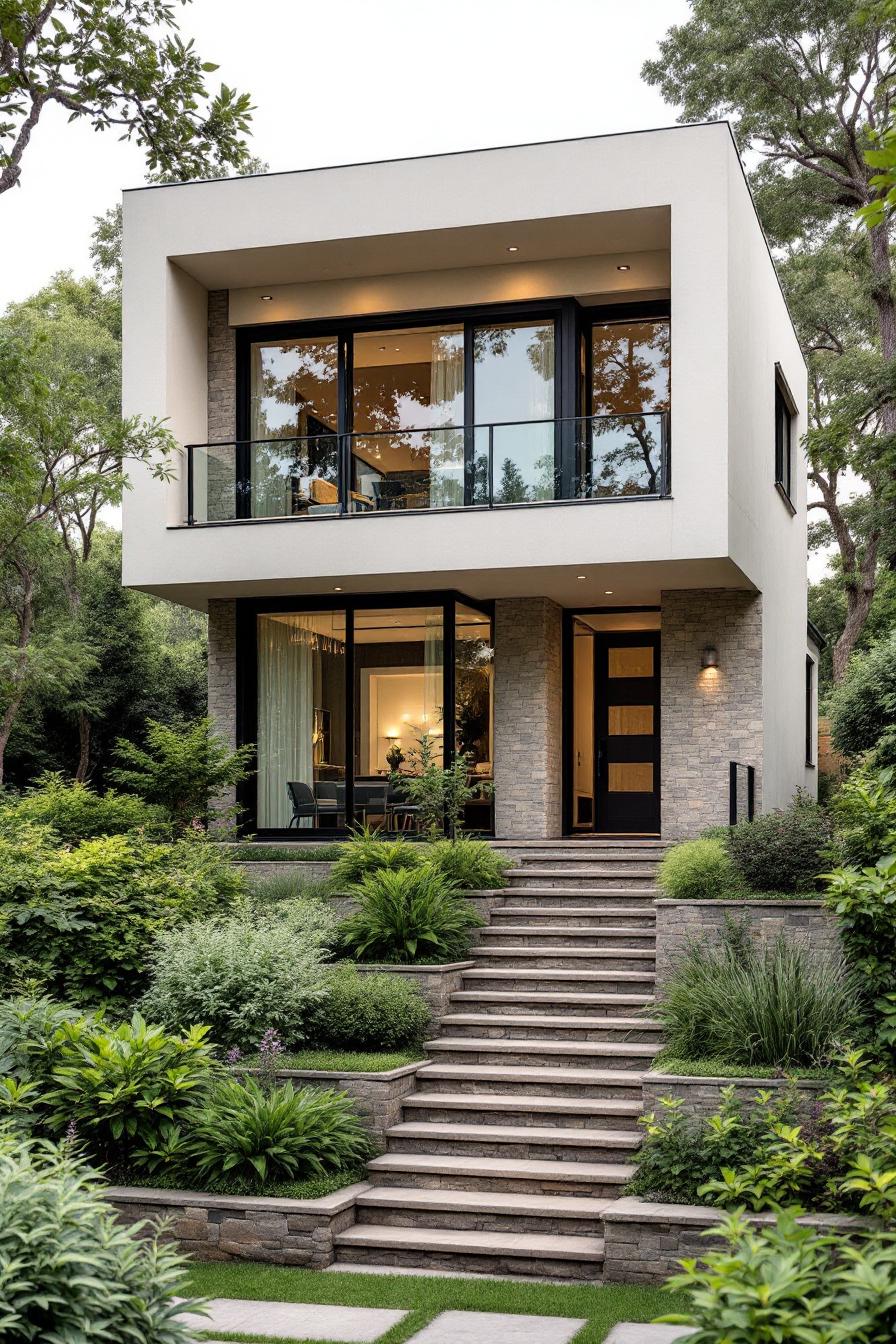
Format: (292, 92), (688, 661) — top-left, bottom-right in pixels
(616, 264), (631, 272)
(334, 586), (342, 592)
(260, 294), (273, 301)
(577, 574), (587, 581)
(604, 590), (614, 595)
(507, 245), (519, 253)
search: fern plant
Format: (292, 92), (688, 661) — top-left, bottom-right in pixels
(424, 837), (510, 891)
(330, 826), (422, 889)
(338, 864), (484, 963)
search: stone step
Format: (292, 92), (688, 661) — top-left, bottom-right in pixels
(508, 869), (660, 888)
(354, 1184), (611, 1235)
(334, 1223), (605, 1280)
(438, 1013), (663, 1042)
(401, 1091), (643, 1129)
(500, 887), (658, 907)
(415, 1062), (645, 1098)
(515, 855), (663, 868)
(478, 926), (656, 948)
(491, 906), (656, 926)
(422, 1036), (659, 1069)
(469, 946), (656, 971)
(461, 970), (655, 996)
(450, 990), (655, 1016)
(385, 1120), (642, 1163)
(366, 1150), (635, 1197)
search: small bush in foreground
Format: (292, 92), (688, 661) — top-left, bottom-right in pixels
(185, 1076), (370, 1189)
(727, 793), (830, 893)
(140, 902), (336, 1050)
(830, 764), (896, 868)
(424, 837), (510, 891)
(338, 865), (484, 964)
(330, 827), (422, 888)
(658, 838), (742, 900)
(657, 923), (860, 1068)
(311, 965), (430, 1050)
(823, 853), (896, 1051)
(0, 773), (171, 843)
(0, 1134), (197, 1343)
(247, 871), (332, 906)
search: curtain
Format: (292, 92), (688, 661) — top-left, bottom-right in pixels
(257, 616), (315, 828)
(428, 332), (465, 508)
(423, 610), (444, 764)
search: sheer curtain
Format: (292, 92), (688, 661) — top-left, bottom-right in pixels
(257, 616), (315, 828)
(428, 331), (465, 508)
(423, 610), (444, 764)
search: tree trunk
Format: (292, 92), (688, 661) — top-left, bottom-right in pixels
(833, 538), (880, 681)
(75, 710), (91, 782)
(0, 562), (36, 785)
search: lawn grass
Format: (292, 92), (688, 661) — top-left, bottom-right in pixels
(229, 844), (343, 862)
(186, 1263), (686, 1344)
(652, 1051), (835, 1080)
(111, 1165), (370, 1201)
(240, 1048), (426, 1073)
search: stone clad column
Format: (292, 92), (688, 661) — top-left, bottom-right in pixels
(207, 599), (238, 822)
(493, 597), (563, 839)
(661, 588), (763, 839)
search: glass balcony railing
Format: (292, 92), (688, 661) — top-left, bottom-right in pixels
(185, 413), (669, 524)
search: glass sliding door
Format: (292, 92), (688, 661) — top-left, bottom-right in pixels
(256, 611), (347, 829)
(581, 318), (669, 497)
(455, 603), (494, 831)
(351, 326), (465, 511)
(472, 319), (556, 504)
(248, 337), (339, 518)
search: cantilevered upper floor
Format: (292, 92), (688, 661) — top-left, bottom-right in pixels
(121, 122), (806, 611)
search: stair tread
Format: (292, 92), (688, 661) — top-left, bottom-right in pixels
(471, 947), (656, 959)
(450, 992), (655, 1006)
(496, 906), (656, 916)
(356, 1185), (613, 1216)
(402, 1092), (642, 1115)
(388, 1121), (641, 1147)
(439, 1013), (662, 1030)
(417, 1062), (646, 1085)
(462, 969), (655, 982)
(424, 1037), (659, 1056)
(368, 1152), (635, 1181)
(336, 1223), (606, 1261)
(480, 925), (656, 936)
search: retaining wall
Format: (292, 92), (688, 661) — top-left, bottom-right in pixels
(654, 898), (839, 987)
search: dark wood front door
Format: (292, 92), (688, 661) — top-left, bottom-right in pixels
(594, 632), (660, 834)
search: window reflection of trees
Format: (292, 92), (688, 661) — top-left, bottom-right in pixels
(585, 321), (670, 497)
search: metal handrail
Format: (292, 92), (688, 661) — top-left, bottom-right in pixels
(184, 411), (669, 525)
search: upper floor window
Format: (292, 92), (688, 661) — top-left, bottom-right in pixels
(805, 654), (816, 766)
(587, 317), (670, 497)
(774, 368), (795, 507)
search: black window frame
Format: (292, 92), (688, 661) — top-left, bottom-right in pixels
(774, 365), (797, 511)
(805, 654), (816, 767)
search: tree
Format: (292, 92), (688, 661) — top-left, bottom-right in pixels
(109, 716), (253, 830)
(643, 2), (896, 680)
(1, 0), (254, 196)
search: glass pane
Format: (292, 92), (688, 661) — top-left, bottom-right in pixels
(193, 442), (237, 523)
(608, 762), (654, 792)
(608, 705), (654, 735)
(581, 319), (669, 499)
(456, 604), (494, 832)
(352, 326), (465, 511)
(473, 321), (556, 504)
(354, 606), (444, 830)
(257, 611), (347, 829)
(249, 338), (339, 518)
(608, 646), (654, 678)
(572, 623), (595, 829)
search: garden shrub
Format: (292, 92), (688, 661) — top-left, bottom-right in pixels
(183, 1076), (371, 1189)
(662, 1211), (896, 1344)
(657, 922), (860, 1068)
(727, 793), (830, 893)
(0, 832), (245, 1009)
(330, 827), (422, 888)
(830, 764), (896, 867)
(0, 1133), (196, 1343)
(338, 865), (484, 963)
(247, 871), (332, 907)
(140, 901), (336, 1049)
(824, 852), (896, 1052)
(0, 772), (171, 843)
(43, 1013), (217, 1167)
(828, 628), (896, 762)
(0, 995), (85, 1086)
(424, 837), (510, 891)
(311, 965), (430, 1050)
(657, 838), (743, 899)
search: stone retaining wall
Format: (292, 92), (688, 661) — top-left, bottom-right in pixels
(273, 1064), (422, 1146)
(642, 1072), (827, 1123)
(354, 961), (475, 1022)
(602, 1196), (862, 1286)
(238, 860), (336, 885)
(106, 1182), (367, 1267)
(654, 899), (838, 987)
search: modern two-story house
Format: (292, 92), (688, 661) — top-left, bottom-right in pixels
(121, 122), (817, 841)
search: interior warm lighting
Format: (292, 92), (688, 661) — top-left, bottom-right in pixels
(507, 245), (519, 252)
(577, 574), (587, 580)
(334, 586), (342, 592)
(604, 590), (614, 595)
(616, 264), (631, 272)
(260, 294), (273, 300)
(701, 645), (719, 669)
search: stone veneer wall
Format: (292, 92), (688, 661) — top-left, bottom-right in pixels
(642, 1073), (827, 1124)
(494, 597), (562, 839)
(208, 289), (234, 441)
(273, 1066), (421, 1146)
(661, 589), (763, 838)
(208, 598), (238, 820)
(654, 899), (839, 988)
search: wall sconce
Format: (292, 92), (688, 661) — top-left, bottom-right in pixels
(701, 645), (719, 670)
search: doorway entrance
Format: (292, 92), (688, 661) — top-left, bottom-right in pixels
(567, 612), (661, 835)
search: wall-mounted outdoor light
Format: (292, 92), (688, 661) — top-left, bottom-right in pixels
(701, 645), (719, 670)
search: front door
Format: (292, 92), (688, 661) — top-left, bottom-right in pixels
(594, 632), (660, 834)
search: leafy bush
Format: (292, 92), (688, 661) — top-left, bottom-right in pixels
(330, 827), (422, 889)
(140, 902), (335, 1049)
(830, 764), (896, 867)
(247, 871), (332, 907)
(0, 1134), (197, 1343)
(43, 1013), (216, 1167)
(424, 837), (509, 891)
(338, 865), (484, 964)
(824, 853), (896, 1052)
(183, 1076), (370, 1189)
(658, 838), (743, 900)
(661, 1212), (896, 1344)
(657, 923), (860, 1068)
(0, 773), (171, 843)
(0, 831), (245, 1009)
(109, 715), (254, 831)
(393, 730), (485, 838)
(0, 996), (84, 1086)
(828, 628), (896, 762)
(229, 843), (343, 862)
(310, 965), (430, 1050)
(727, 793), (830, 893)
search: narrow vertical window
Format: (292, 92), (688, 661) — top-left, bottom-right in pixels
(805, 655), (815, 766)
(775, 369), (795, 504)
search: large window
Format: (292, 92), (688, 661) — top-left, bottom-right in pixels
(473, 320), (556, 504)
(455, 604), (494, 830)
(775, 369), (795, 504)
(249, 338), (339, 518)
(583, 317), (669, 497)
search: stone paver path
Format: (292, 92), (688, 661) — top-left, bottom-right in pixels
(404, 1310), (587, 1344)
(177, 1296), (407, 1341)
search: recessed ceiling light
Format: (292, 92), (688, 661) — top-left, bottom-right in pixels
(379, 345), (386, 351)
(334, 586), (342, 592)
(577, 574), (587, 580)
(616, 264), (631, 272)
(260, 294), (273, 300)
(604, 590), (614, 595)
(507, 245), (519, 253)
(394, 347), (401, 351)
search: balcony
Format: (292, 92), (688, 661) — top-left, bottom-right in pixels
(186, 413), (670, 524)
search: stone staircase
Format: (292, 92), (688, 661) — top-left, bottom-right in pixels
(334, 839), (667, 1280)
